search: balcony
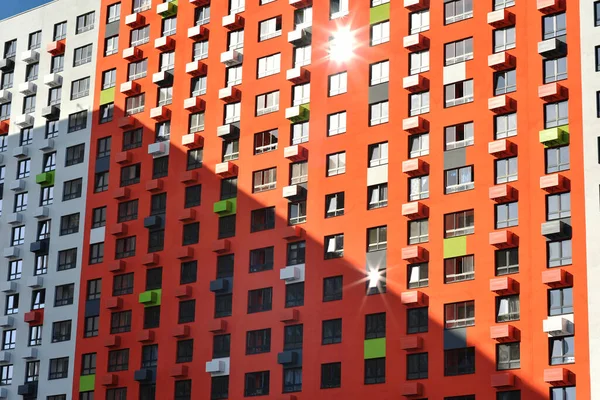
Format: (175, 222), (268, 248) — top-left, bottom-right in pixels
(280, 266), (302, 282)
(282, 226), (305, 241)
(403, 34), (429, 51)
(209, 278), (229, 293)
(146, 179), (163, 192)
(282, 185), (306, 201)
(9, 180), (25, 191)
(183, 96), (205, 112)
(288, 28), (311, 46)
(280, 308), (300, 323)
(0, 58), (14, 72)
(401, 246), (428, 263)
(101, 374), (118, 387)
(125, 12), (145, 27)
(120, 81), (140, 95)
(290, 0), (312, 7)
(402, 159), (428, 176)
(134, 369), (153, 382)
(404, 0), (428, 10)
(489, 231), (517, 249)
(41, 106), (60, 121)
(543, 316), (573, 336)
(537, 0), (565, 13)
(18, 81), (37, 96)
(180, 170), (198, 184)
(0, 89), (10, 103)
(171, 365), (188, 378)
(489, 277), (517, 295)
(489, 184), (517, 203)
(35, 171), (55, 186)
(152, 70), (173, 86)
(205, 360), (226, 374)
(154, 36), (175, 51)
(399, 336), (423, 350)
(212, 239), (231, 254)
(538, 82), (568, 102)
(185, 60), (207, 76)
(46, 40), (65, 56)
(157, 1), (178, 17)
(540, 173), (569, 193)
(401, 382), (423, 397)
(403, 74), (428, 92)
(143, 216), (162, 229)
(14, 114), (34, 129)
(539, 126), (569, 147)
(487, 9), (515, 28)
(20, 49), (39, 64)
(490, 325), (519, 342)
(139, 290), (161, 306)
(541, 220), (570, 240)
(543, 368), (572, 386)
(488, 95), (515, 113)
(7, 213), (23, 225)
(542, 268), (571, 288)
(188, 25), (209, 41)
(24, 310), (43, 325)
(222, 13), (244, 30)
(150, 105), (171, 121)
(218, 86), (241, 102)
(491, 373), (516, 388)
(115, 151), (131, 164)
(488, 52), (515, 71)
(109, 223), (128, 236)
(215, 161), (237, 178)
(286, 67), (310, 84)
(123, 46), (143, 61)
(402, 116), (428, 134)
(182, 133), (203, 148)
(401, 202), (428, 219)
(285, 104), (310, 123)
(148, 141), (169, 157)
(105, 336), (120, 348)
(488, 139), (517, 158)
(284, 145), (308, 162)
(220, 49), (243, 66)
(400, 291), (426, 307)
(208, 319), (227, 333)
(112, 187), (130, 200)
(43, 73), (62, 88)
(142, 253), (160, 266)
(538, 38), (566, 58)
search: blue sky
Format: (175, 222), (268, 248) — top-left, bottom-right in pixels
(0, 0), (53, 20)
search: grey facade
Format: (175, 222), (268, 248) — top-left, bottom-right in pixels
(0, 0), (99, 398)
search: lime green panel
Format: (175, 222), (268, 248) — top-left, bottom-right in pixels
(364, 338), (386, 359)
(443, 236), (467, 259)
(539, 125), (569, 148)
(159, 0), (177, 17)
(79, 374), (95, 392)
(289, 104), (310, 123)
(213, 198), (237, 216)
(370, 3), (390, 24)
(138, 289), (162, 307)
(35, 171), (55, 187)
(99, 87), (115, 106)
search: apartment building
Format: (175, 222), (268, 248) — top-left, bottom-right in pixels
(0, 0), (100, 399)
(65, 0), (589, 399)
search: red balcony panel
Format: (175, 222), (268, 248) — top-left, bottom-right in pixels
(177, 247), (194, 260)
(289, 0), (312, 8)
(118, 116), (136, 129)
(141, 253), (159, 267)
(540, 173), (570, 193)
(279, 396), (297, 400)
(109, 260), (126, 273)
(175, 285), (193, 298)
(539, 83), (568, 102)
(284, 145), (308, 162)
(399, 336), (423, 350)
(180, 170), (198, 184)
(24, 310), (43, 325)
(173, 325), (190, 338)
(544, 368), (572, 386)
(178, 209), (196, 222)
(212, 239), (231, 254)
(402, 159), (429, 176)
(402, 202), (428, 219)
(537, 0), (565, 13)
(46, 40), (65, 55)
(401, 246), (428, 263)
(401, 382), (423, 397)
(490, 277), (518, 295)
(489, 231), (518, 249)
(489, 184), (517, 203)
(190, 0), (210, 5)
(208, 319), (227, 334)
(105, 297), (122, 310)
(101, 374), (118, 386)
(215, 161), (238, 178)
(488, 139), (517, 158)
(104, 335), (120, 348)
(0, 121), (8, 134)
(487, 9), (515, 28)
(109, 223), (128, 236)
(170, 365), (188, 378)
(488, 52), (516, 71)
(137, 330), (155, 343)
(281, 309), (300, 323)
(402, 116), (429, 134)
(146, 179), (163, 192)
(490, 325), (519, 342)
(488, 95), (516, 113)
(403, 33), (429, 51)
(282, 226), (305, 241)
(401, 291), (426, 307)
(542, 269), (572, 288)
(491, 372), (516, 388)
(115, 151), (131, 165)
(404, 0), (429, 11)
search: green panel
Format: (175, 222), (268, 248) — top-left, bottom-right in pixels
(99, 87), (115, 106)
(213, 198), (237, 216)
(159, 0), (178, 17)
(138, 289), (161, 307)
(35, 171), (55, 187)
(289, 104), (310, 123)
(539, 125), (569, 148)
(370, 3), (390, 24)
(443, 236), (467, 259)
(79, 374), (95, 392)
(364, 338), (386, 359)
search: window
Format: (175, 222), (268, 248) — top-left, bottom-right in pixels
(407, 353), (428, 380)
(286, 282), (304, 307)
(5, 294), (18, 315)
(365, 313), (386, 339)
(87, 279), (101, 300)
(444, 210), (474, 238)
(224, 102), (240, 123)
(133, 0), (151, 12)
(495, 113), (517, 139)
(11, 226), (25, 246)
(152, 156), (169, 179)
(174, 380), (191, 400)
(115, 236), (136, 259)
(249, 247), (273, 273)
(407, 263), (428, 288)
(246, 329), (271, 355)
(548, 239), (572, 267)
(371, 21), (390, 46)
(368, 183), (388, 209)
(131, 25), (150, 46)
(60, 213), (80, 235)
(253, 168), (277, 192)
(52, 320), (71, 342)
(546, 146), (570, 173)
(0, 365), (12, 386)
(550, 336), (575, 365)
(494, 69), (517, 95)
(195, 5), (211, 25)
(29, 324), (42, 346)
(193, 40), (209, 61)
(294, 45), (312, 68)
(68, 110), (88, 132)
(0, 72), (13, 90)
(551, 387), (576, 400)
(54, 284), (74, 306)
(112, 273), (134, 296)
(544, 57), (567, 83)
(547, 192), (571, 220)
(324, 233), (344, 259)
(128, 59), (148, 80)
(180, 261), (197, 284)
(189, 112), (205, 133)
(291, 121), (309, 144)
(157, 86), (173, 106)
(494, 27), (516, 53)
(8, 260), (23, 281)
(256, 91), (279, 116)
(49, 87), (62, 106)
(494, 0), (515, 9)
(364, 358), (385, 385)
(244, 371), (270, 397)
(89, 243), (104, 264)
(407, 307), (428, 334)
(184, 185), (201, 208)
(101, 70), (117, 92)
(25, 63), (39, 82)
(222, 138), (239, 162)
(111, 311), (132, 333)
(51, 55), (64, 73)
(496, 202), (518, 228)
(445, 79), (474, 107)
(325, 192), (344, 218)
(543, 12), (566, 40)
(321, 362), (341, 388)
(445, 347), (475, 376)
(14, 192), (27, 212)
(370, 61), (389, 86)
(91, 207), (106, 228)
(496, 157), (518, 184)
(327, 152), (346, 176)
(177, 339), (194, 363)
(410, 9), (430, 34)
(323, 276), (343, 302)
(329, 72), (347, 96)
(497, 342), (520, 370)
(367, 226), (387, 251)
(54, 21), (67, 40)
(248, 287), (272, 313)
(283, 368), (302, 393)
(445, 38), (473, 65)
(213, 334), (231, 358)
(444, 255), (474, 283)
(288, 162), (307, 187)
(107, 2), (121, 23)
(117, 199), (138, 222)
(162, 16), (177, 36)
(259, 17), (282, 41)
(65, 144), (85, 166)
(445, 122), (474, 150)
(410, 91), (430, 115)
(211, 376), (229, 400)
(190, 76), (207, 97)
(406, 219), (428, 245)
(24, 360), (39, 383)
(141, 344), (159, 368)
(285, 242), (305, 267)
(182, 222), (199, 245)
(73, 44), (93, 66)
(2, 330), (15, 350)
(125, 93), (145, 115)
(218, 215), (236, 239)
(497, 295), (520, 322)
(253, 129), (278, 154)
(496, 248), (519, 275)
(108, 349), (129, 372)
(445, 166), (474, 193)
(178, 300), (196, 324)
(121, 128), (142, 151)
(77, 11), (95, 33)
(321, 319), (342, 345)
(445, 301), (475, 328)
(328, 111), (346, 136)
(445, 0), (473, 24)
(84, 316), (99, 337)
(120, 164), (140, 186)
